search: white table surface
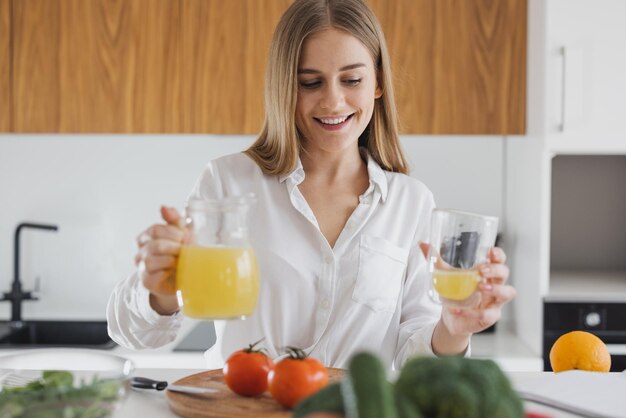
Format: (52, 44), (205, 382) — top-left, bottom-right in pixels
(112, 323), (544, 372)
(115, 368), (626, 418)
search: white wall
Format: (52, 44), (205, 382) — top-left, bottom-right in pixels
(0, 134), (504, 320)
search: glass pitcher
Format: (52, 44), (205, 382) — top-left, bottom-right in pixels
(176, 193), (259, 320)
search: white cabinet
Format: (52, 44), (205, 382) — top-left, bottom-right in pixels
(545, 0), (626, 153)
(505, 0), (626, 358)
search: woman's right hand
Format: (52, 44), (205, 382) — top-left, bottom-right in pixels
(135, 206), (186, 315)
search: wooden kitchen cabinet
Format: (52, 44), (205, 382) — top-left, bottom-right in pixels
(180, 0), (290, 134)
(5, 0), (526, 134)
(12, 0), (181, 133)
(370, 0), (527, 135)
(9, 0), (287, 134)
(0, 0), (10, 132)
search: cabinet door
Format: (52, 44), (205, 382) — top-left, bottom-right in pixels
(11, 0), (286, 134)
(370, 0), (527, 135)
(242, 0), (293, 133)
(180, 0), (242, 134)
(12, 0), (180, 133)
(180, 0), (289, 134)
(546, 0), (626, 152)
(0, 0), (9, 132)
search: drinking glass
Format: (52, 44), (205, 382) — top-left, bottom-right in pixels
(176, 194), (259, 319)
(427, 209), (499, 307)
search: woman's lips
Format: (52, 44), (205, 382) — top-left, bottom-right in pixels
(314, 114), (354, 131)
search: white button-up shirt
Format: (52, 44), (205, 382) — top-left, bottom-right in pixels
(107, 151), (446, 370)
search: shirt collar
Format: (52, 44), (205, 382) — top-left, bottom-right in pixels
(363, 150), (389, 203)
(278, 157), (305, 185)
(278, 149), (389, 203)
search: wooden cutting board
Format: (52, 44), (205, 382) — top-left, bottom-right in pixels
(166, 368), (345, 418)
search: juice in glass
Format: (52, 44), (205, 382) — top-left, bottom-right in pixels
(432, 269), (481, 301)
(176, 245), (259, 319)
(427, 209), (498, 307)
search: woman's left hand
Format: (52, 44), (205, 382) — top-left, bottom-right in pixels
(441, 247), (516, 336)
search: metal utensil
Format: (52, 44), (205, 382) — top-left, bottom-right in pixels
(131, 376), (219, 396)
(517, 390), (617, 418)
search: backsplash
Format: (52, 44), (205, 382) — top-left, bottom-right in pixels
(0, 135), (504, 320)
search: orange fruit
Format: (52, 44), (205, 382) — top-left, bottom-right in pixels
(549, 331), (611, 373)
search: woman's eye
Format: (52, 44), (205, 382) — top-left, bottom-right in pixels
(300, 80), (321, 89)
(344, 79), (362, 86)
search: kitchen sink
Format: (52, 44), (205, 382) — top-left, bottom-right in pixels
(0, 320), (116, 349)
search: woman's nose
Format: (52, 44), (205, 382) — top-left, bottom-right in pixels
(320, 83), (345, 110)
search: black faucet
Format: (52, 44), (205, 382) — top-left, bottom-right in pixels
(1, 222), (58, 323)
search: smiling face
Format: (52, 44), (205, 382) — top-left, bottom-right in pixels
(295, 27), (382, 156)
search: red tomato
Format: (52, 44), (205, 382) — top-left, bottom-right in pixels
(223, 340), (274, 397)
(268, 347), (329, 409)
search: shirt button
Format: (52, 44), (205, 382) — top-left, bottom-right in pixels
(321, 299), (330, 309)
(324, 255), (333, 264)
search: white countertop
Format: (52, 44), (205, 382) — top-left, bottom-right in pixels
(110, 319), (208, 369)
(0, 324), (615, 418)
(547, 270), (626, 302)
(110, 320), (544, 372)
(0, 320), (544, 371)
(0, 319), (208, 370)
(117, 368), (626, 418)
(471, 327), (543, 372)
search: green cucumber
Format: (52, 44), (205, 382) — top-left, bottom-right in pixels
(342, 352), (398, 418)
(292, 382), (344, 418)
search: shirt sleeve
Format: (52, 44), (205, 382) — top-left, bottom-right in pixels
(106, 271), (183, 349)
(187, 159), (225, 201)
(106, 159), (224, 349)
(393, 243), (442, 368)
(393, 190), (471, 369)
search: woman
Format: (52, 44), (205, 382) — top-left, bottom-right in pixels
(107, 0), (515, 370)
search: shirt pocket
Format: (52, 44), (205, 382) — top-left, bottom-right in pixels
(352, 234), (410, 313)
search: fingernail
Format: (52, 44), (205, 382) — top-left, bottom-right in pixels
(481, 283), (493, 291)
(480, 266), (491, 274)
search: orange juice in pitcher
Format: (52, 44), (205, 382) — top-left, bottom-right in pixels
(177, 246), (259, 318)
(176, 194), (259, 319)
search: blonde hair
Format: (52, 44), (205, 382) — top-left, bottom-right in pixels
(244, 0), (408, 175)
